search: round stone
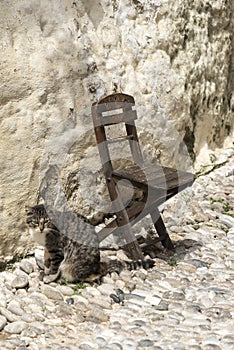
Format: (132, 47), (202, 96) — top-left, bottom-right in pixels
(0, 315), (7, 331)
(138, 339), (155, 347)
(155, 301), (169, 311)
(19, 260), (34, 274)
(0, 307), (19, 322)
(97, 283), (115, 296)
(57, 301), (73, 316)
(89, 296), (112, 309)
(21, 313), (36, 323)
(11, 275), (29, 289)
(185, 259), (209, 268)
(4, 320), (28, 334)
(78, 343), (96, 350)
(85, 306), (109, 323)
(109, 343), (123, 350)
(163, 291), (185, 300)
(0, 293), (7, 308)
(66, 297), (75, 305)
(40, 284), (63, 300)
(56, 285), (74, 296)
(95, 337), (107, 347)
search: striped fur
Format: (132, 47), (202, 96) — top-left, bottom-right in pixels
(26, 204), (154, 283)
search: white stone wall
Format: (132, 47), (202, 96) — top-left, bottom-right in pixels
(0, 0), (233, 258)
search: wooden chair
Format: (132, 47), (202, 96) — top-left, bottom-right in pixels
(91, 93), (194, 260)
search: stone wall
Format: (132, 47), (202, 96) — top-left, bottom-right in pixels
(0, 0), (233, 258)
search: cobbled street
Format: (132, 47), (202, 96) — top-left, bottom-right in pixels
(0, 148), (233, 350)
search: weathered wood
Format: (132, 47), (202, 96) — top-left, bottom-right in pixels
(125, 122), (144, 166)
(150, 208), (174, 250)
(106, 135), (134, 144)
(92, 93), (194, 259)
(113, 164), (194, 192)
(97, 193), (168, 243)
(123, 240), (144, 260)
(96, 93), (135, 109)
(99, 110), (137, 126)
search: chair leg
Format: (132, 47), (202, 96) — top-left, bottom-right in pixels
(106, 178), (144, 260)
(123, 240), (144, 260)
(150, 208), (174, 250)
(115, 219), (144, 260)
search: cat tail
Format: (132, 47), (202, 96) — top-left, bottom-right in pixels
(100, 258), (155, 275)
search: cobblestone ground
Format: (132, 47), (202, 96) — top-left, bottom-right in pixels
(0, 149), (233, 350)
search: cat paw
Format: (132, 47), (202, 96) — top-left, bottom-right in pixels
(43, 272), (60, 284)
(44, 267), (50, 275)
(39, 270), (45, 281)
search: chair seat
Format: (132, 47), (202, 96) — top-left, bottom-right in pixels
(113, 163), (194, 198)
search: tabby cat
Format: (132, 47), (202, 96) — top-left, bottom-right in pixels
(26, 204), (154, 283)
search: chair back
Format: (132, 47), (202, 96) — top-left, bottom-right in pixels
(92, 93), (143, 179)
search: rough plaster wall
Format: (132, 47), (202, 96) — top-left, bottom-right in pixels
(168, 0), (234, 159)
(0, 0), (233, 258)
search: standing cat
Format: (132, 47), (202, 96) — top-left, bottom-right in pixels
(26, 204), (154, 283)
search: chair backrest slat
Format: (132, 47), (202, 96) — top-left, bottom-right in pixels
(98, 109), (137, 126)
(92, 93), (144, 176)
(97, 101), (134, 113)
(107, 135), (134, 144)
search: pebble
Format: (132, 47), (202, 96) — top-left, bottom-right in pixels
(55, 285), (74, 296)
(185, 259), (209, 268)
(0, 315), (7, 330)
(97, 284), (115, 296)
(85, 305), (109, 323)
(0, 293), (7, 308)
(0, 307), (19, 322)
(4, 320), (28, 334)
(219, 214), (234, 228)
(7, 301), (24, 316)
(66, 297), (74, 305)
(20, 259), (34, 274)
(21, 313), (36, 323)
(138, 339), (155, 347)
(144, 295), (161, 306)
(0, 152), (233, 349)
(163, 290), (185, 300)
(89, 296), (112, 309)
(40, 285), (64, 301)
(11, 275), (29, 289)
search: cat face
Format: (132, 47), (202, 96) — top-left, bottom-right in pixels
(26, 204), (54, 232)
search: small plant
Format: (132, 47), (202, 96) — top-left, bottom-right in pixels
(73, 282), (85, 295)
(221, 253), (227, 260)
(193, 224), (201, 230)
(210, 197), (215, 205)
(4, 255), (24, 271)
(41, 306), (47, 312)
(225, 262), (231, 270)
(210, 197), (233, 216)
(219, 225), (229, 234)
(167, 259), (177, 267)
(210, 197), (224, 205)
(59, 278), (85, 294)
(222, 202), (231, 212)
(59, 278), (69, 285)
